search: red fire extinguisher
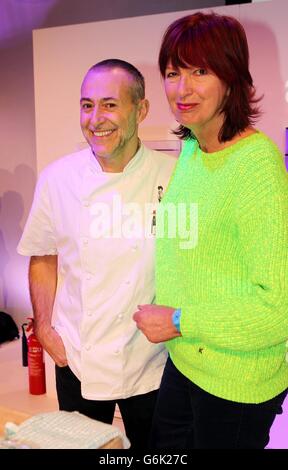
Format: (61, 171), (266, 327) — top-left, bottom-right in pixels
(22, 318), (46, 395)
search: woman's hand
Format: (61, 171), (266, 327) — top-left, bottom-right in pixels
(133, 304), (181, 343)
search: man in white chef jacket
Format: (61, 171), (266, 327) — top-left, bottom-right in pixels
(17, 59), (176, 450)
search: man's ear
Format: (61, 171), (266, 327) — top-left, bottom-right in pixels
(136, 99), (149, 124)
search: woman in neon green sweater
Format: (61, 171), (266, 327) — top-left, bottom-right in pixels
(133, 11), (288, 449)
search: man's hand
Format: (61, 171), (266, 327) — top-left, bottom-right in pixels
(35, 324), (68, 367)
(133, 304), (181, 343)
(29, 255), (67, 367)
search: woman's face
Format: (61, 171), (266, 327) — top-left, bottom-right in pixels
(164, 62), (229, 135)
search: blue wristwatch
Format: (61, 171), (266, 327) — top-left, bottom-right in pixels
(172, 308), (182, 332)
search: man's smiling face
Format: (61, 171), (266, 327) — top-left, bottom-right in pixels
(80, 67), (142, 165)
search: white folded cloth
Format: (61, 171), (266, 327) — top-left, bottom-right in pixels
(2, 410), (130, 449)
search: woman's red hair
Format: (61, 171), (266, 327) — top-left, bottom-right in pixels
(158, 12), (261, 142)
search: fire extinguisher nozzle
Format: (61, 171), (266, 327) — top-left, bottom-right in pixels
(21, 323), (28, 367)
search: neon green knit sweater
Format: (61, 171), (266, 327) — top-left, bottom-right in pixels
(156, 131), (288, 403)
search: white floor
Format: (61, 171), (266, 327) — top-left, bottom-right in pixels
(0, 339), (124, 433)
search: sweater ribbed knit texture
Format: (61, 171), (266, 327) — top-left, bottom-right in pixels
(156, 131), (288, 403)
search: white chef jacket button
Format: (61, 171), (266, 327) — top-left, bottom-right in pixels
(114, 349), (119, 355)
(86, 274), (92, 280)
(87, 310), (92, 316)
(125, 280), (131, 285)
(118, 313), (123, 320)
(85, 344), (91, 351)
(83, 200), (89, 207)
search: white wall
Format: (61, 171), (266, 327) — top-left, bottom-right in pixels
(33, 1), (288, 173)
(239, 0), (288, 153)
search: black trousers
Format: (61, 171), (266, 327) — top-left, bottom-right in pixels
(55, 365), (158, 450)
(150, 357), (287, 449)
